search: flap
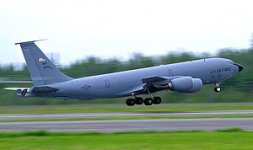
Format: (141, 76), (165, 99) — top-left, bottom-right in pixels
(142, 76), (172, 83)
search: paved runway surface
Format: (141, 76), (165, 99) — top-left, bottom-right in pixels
(1, 110), (253, 120)
(0, 118), (253, 132)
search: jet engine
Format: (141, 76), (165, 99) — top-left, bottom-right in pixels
(168, 77), (202, 93)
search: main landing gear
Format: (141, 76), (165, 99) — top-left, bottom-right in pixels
(126, 96), (162, 106)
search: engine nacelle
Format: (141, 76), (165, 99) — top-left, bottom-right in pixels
(169, 77), (202, 93)
(17, 88), (32, 97)
(185, 78), (203, 93)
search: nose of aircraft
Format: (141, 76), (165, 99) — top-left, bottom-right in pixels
(234, 63), (244, 72)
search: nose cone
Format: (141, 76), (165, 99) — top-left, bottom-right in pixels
(234, 63), (244, 72)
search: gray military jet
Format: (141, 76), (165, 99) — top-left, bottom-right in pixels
(12, 40), (243, 106)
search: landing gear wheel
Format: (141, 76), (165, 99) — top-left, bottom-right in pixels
(135, 97), (144, 105)
(144, 98), (153, 106)
(153, 97), (162, 104)
(214, 87), (221, 92)
(126, 98), (135, 106)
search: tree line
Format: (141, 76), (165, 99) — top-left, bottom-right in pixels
(0, 48), (252, 105)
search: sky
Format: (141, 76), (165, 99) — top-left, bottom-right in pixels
(0, 0), (253, 65)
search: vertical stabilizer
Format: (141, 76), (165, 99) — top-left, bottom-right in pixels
(16, 40), (72, 86)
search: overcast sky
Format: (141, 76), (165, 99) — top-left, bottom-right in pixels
(0, 0), (253, 65)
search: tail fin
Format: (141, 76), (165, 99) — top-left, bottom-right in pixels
(15, 40), (72, 86)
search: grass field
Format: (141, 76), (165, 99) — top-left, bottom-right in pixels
(0, 130), (252, 150)
(1, 103), (253, 114)
(1, 104), (253, 150)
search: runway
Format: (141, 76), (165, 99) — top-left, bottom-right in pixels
(1, 110), (253, 120)
(0, 118), (253, 132)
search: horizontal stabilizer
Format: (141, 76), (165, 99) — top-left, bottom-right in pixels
(15, 39), (47, 45)
(32, 86), (59, 93)
(4, 87), (28, 91)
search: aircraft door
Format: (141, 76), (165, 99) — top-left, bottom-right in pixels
(105, 79), (110, 88)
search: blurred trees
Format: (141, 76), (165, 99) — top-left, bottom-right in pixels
(0, 48), (252, 105)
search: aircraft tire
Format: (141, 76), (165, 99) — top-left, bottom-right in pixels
(144, 98), (153, 106)
(153, 97), (162, 104)
(214, 87), (221, 92)
(135, 97), (144, 105)
(126, 98), (135, 106)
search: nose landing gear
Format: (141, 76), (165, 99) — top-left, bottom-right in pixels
(214, 83), (221, 92)
(214, 87), (221, 92)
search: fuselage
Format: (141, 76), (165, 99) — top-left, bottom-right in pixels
(41, 58), (240, 100)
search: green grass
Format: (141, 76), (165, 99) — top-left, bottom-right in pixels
(0, 130), (253, 150)
(1, 103), (253, 114)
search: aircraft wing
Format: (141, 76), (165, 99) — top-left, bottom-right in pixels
(5, 86), (59, 98)
(142, 76), (176, 83)
(129, 76), (179, 95)
(4, 86), (58, 93)
(142, 76), (177, 90)
(143, 76), (181, 85)
(4, 87), (28, 91)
